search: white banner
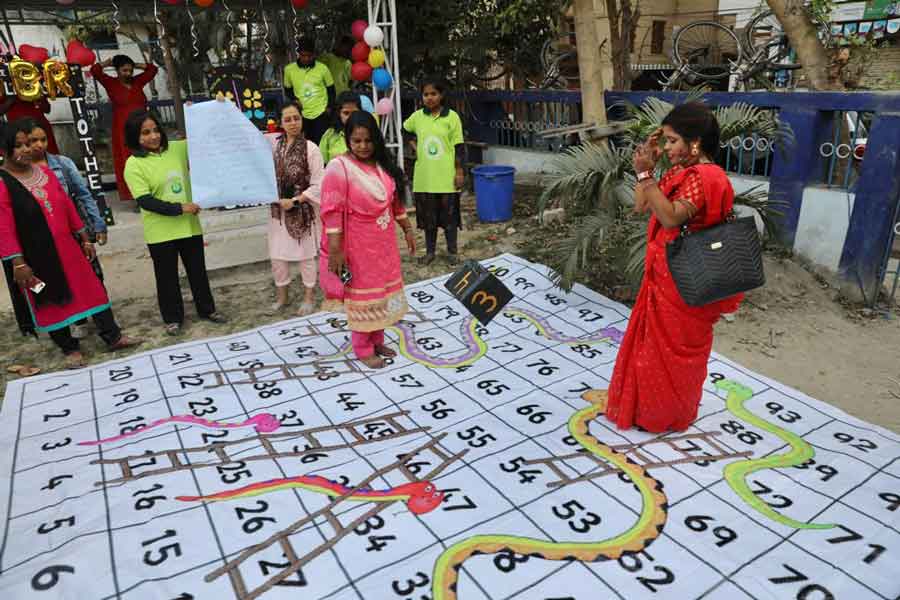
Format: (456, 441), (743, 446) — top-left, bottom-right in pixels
(185, 100), (277, 209)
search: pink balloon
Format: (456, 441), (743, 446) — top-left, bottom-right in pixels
(376, 98), (394, 116)
(351, 20), (368, 42)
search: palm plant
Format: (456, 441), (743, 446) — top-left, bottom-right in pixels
(538, 96), (792, 293)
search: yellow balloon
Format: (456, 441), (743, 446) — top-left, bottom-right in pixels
(43, 59), (73, 100)
(9, 57), (42, 103)
(368, 48), (386, 68)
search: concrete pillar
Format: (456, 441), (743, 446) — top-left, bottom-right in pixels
(573, 0), (611, 126)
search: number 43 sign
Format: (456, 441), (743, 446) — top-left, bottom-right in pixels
(444, 260), (513, 325)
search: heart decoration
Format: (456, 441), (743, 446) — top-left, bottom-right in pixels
(18, 44), (49, 65)
(66, 39), (96, 67)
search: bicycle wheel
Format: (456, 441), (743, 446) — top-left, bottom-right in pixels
(744, 10), (783, 53)
(673, 21), (741, 80)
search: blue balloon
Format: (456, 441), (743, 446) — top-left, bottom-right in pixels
(360, 94), (375, 114)
(372, 68), (393, 91)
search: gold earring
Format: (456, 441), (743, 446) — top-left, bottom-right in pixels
(691, 146), (699, 156)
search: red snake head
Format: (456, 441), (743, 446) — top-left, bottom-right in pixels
(403, 482), (445, 515)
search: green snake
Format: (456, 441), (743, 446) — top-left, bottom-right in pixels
(716, 379), (836, 530)
(430, 390), (669, 599)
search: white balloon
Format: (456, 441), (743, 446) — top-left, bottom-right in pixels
(363, 26), (384, 47)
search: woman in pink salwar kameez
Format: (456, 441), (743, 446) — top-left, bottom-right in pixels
(320, 111), (416, 368)
(0, 120), (140, 368)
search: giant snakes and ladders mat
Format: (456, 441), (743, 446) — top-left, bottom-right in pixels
(0, 253), (898, 600)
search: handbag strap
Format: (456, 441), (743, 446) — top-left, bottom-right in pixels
(679, 209), (735, 238)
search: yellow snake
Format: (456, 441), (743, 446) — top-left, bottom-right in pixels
(430, 390), (668, 599)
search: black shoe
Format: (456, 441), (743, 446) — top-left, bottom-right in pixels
(447, 254), (460, 266)
(417, 254), (436, 266)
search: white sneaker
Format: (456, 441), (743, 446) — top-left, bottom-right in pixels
(71, 323), (88, 339)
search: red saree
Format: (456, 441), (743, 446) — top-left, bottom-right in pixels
(606, 163), (743, 433)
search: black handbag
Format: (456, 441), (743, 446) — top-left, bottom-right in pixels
(666, 214), (765, 306)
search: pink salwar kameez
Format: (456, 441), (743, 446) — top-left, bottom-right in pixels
(0, 165), (110, 331)
(319, 154), (409, 358)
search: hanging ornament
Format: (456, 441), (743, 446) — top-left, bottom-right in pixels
(111, 1), (121, 34)
(351, 41), (370, 63)
(372, 68), (393, 91)
(260, 2), (271, 63)
(8, 58), (43, 102)
(185, 0), (200, 57)
(18, 44), (49, 64)
(222, 0), (238, 58)
(367, 48), (385, 68)
(363, 26), (384, 47)
(194, 0), (215, 7)
(350, 61), (372, 82)
(351, 20), (368, 42)
(291, 0), (308, 7)
(43, 60), (74, 99)
(66, 39), (96, 67)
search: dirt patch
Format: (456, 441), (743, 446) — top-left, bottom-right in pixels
(1, 187), (897, 433)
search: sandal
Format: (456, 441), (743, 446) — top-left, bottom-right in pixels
(6, 364), (41, 377)
(108, 336), (143, 352)
(165, 323), (182, 336)
(267, 302), (288, 316)
(374, 344), (397, 358)
(204, 312), (229, 324)
(417, 254), (436, 266)
(359, 355), (386, 369)
(64, 352), (86, 370)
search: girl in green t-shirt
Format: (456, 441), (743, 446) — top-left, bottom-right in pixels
(402, 79), (465, 266)
(123, 110), (227, 336)
(318, 91), (363, 164)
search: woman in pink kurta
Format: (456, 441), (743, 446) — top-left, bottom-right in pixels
(267, 101), (324, 315)
(0, 120), (140, 367)
(320, 111), (416, 368)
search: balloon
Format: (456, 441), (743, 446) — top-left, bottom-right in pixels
(291, 0), (309, 7)
(8, 58), (43, 102)
(195, 0), (215, 6)
(162, 0), (180, 4)
(18, 44), (49, 65)
(56, 0), (77, 5)
(376, 98), (394, 116)
(351, 41), (370, 63)
(351, 61), (373, 82)
(43, 60), (74, 99)
(360, 95), (375, 114)
(351, 20), (368, 42)
(367, 48), (385, 68)
(372, 68), (393, 91)
(363, 26), (384, 47)
(66, 39), (96, 67)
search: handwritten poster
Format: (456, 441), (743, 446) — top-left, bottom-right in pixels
(185, 100), (277, 209)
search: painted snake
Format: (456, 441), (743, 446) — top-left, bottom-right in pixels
(431, 389), (668, 599)
(716, 379), (836, 530)
(175, 476), (444, 515)
(326, 306), (625, 369)
(77, 413), (282, 446)
(430, 379), (835, 598)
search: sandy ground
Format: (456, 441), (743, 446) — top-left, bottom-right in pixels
(1, 195), (898, 433)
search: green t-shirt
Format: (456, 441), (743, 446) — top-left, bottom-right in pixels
(403, 107), (464, 193)
(318, 53), (351, 95)
(319, 128), (347, 164)
(283, 61), (334, 120)
(123, 140), (203, 245)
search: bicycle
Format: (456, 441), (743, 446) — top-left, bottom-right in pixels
(662, 10), (804, 91)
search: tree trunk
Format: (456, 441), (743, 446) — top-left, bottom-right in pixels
(574, 0), (609, 126)
(604, 0), (639, 90)
(764, 0), (844, 90)
(157, 20), (185, 134)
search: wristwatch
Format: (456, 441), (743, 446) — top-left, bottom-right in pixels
(637, 170), (654, 182)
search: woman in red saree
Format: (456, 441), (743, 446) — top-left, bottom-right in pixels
(91, 55), (158, 201)
(606, 102), (742, 433)
(321, 111), (416, 369)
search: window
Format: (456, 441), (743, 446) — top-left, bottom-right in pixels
(651, 20), (666, 55)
